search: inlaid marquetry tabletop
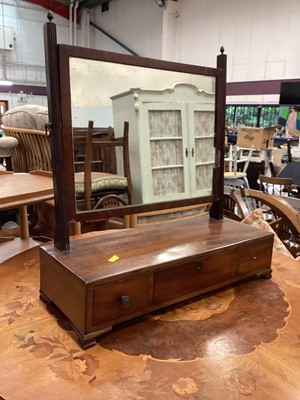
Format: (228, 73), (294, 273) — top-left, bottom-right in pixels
(0, 247), (299, 399)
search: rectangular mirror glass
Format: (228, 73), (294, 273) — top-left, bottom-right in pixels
(69, 57), (217, 212)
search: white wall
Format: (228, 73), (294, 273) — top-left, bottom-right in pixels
(162, 0), (300, 80)
(0, 0), (70, 108)
(0, 0), (70, 80)
(0, 0), (163, 108)
(89, 0), (163, 57)
(1, 0), (300, 108)
(163, 0), (300, 104)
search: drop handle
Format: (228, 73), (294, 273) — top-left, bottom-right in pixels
(196, 262), (203, 272)
(121, 295), (131, 307)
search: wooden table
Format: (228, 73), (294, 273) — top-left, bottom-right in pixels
(0, 170), (54, 239)
(1, 247), (300, 399)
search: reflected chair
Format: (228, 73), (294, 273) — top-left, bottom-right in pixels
(224, 145), (254, 189)
(73, 125), (115, 173)
(75, 120), (133, 212)
(258, 174), (294, 196)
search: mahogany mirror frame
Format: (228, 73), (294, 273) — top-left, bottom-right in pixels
(44, 19), (226, 251)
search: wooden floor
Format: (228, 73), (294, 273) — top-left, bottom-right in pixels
(0, 245), (300, 399)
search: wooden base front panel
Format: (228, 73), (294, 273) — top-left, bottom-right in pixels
(39, 217), (274, 348)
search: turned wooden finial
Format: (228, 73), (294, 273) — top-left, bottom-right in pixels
(220, 46), (225, 54)
(47, 10), (54, 21)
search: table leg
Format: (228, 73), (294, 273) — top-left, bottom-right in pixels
(19, 205), (29, 239)
(70, 221), (81, 236)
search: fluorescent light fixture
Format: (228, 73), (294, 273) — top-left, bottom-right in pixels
(0, 80), (13, 86)
(155, 0), (166, 7)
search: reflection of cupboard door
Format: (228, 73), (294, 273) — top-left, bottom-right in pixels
(142, 103), (216, 203)
(111, 84), (216, 204)
(189, 105), (215, 198)
(141, 103), (190, 203)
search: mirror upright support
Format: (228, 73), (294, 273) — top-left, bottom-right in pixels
(44, 14), (70, 252)
(209, 46), (227, 220)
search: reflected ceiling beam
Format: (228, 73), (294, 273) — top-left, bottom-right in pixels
(90, 20), (139, 56)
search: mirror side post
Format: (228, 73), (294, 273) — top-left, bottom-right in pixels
(44, 14), (70, 252)
(210, 47), (227, 219)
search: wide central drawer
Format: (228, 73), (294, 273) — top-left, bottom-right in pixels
(153, 249), (238, 304)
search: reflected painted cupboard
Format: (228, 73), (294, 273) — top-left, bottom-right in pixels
(111, 83), (216, 204)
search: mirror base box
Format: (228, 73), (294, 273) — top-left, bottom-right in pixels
(39, 216), (274, 349)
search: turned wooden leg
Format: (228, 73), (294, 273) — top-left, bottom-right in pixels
(19, 205), (29, 239)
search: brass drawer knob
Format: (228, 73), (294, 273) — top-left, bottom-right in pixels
(196, 262), (203, 272)
(121, 295), (131, 307)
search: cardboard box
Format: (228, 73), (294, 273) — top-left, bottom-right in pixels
(237, 127), (275, 149)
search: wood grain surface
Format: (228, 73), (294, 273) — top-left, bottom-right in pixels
(0, 246), (299, 399)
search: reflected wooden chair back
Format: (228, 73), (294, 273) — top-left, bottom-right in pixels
(73, 125), (115, 173)
(75, 120), (132, 211)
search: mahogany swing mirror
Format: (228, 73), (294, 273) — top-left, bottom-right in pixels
(44, 18), (226, 251)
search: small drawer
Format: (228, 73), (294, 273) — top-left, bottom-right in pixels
(239, 237), (273, 275)
(92, 273), (149, 326)
(153, 249), (238, 304)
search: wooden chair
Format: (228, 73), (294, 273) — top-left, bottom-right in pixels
(223, 188), (250, 221)
(75, 120), (133, 212)
(2, 126), (51, 172)
(223, 187), (300, 257)
(224, 145), (254, 189)
(94, 194), (131, 229)
(242, 188), (300, 256)
(258, 174), (294, 196)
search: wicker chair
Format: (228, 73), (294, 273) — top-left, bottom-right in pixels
(2, 126), (51, 172)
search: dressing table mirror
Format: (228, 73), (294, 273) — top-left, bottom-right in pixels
(43, 16), (227, 252)
(40, 17), (274, 349)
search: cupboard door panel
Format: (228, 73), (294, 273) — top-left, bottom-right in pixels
(147, 106), (189, 202)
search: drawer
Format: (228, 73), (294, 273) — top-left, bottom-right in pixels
(238, 237), (273, 275)
(92, 273), (150, 326)
(153, 249), (238, 304)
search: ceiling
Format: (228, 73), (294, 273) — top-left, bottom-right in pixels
(26, 0), (111, 20)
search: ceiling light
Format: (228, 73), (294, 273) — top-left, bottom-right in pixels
(0, 80), (13, 86)
(155, 0), (166, 7)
